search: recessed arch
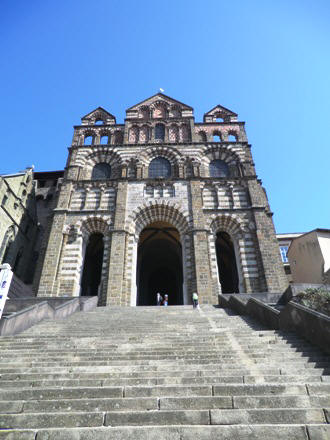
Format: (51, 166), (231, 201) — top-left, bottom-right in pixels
(137, 221), (183, 305)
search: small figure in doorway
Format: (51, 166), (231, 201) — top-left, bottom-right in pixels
(192, 292), (199, 309)
(163, 294), (169, 307)
(156, 292), (163, 306)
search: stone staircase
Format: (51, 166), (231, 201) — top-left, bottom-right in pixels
(0, 305), (329, 439)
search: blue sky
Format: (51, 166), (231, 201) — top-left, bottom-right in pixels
(1, 0), (329, 233)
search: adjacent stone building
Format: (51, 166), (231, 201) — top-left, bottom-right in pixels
(36, 93), (287, 305)
(0, 167), (38, 284)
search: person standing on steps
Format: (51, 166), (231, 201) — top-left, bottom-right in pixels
(192, 292), (199, 309)
(156, 292), (163, 306)
(163, 294), (168, 307)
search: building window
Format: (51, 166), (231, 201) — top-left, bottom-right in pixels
(92, 163), (111, 180)
(149, 157), (171, 178)
(155, 123), (165, 141)
(209, 159), (229, 178)
(1, 195), (8, 207)
(280, 246), (289, 263)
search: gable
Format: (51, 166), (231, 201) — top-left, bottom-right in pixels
(127, 93), (193, 111)
(81, 107), (116, 125)
(204, 105), (238, 123)
(126, 93), (194, 119)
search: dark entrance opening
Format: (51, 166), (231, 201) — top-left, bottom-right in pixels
(215, 231), (239, 293)
(137, 222), (183, 306)
(81, 233), (104, 296)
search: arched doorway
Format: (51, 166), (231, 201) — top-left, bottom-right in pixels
(137, 221), (183, 305)
(215, 231), (239, 293)
(81, 233), (104, 296)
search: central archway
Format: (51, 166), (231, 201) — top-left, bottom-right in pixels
(136, 221), (183, 306)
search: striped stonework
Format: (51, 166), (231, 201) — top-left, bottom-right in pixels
(36, 93), (288, 303)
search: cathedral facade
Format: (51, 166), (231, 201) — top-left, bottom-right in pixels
(36, 94), (288, 305)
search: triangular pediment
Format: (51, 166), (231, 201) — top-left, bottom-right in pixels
(203, 105), (237, 123)
(81, 107), (116, 124)
(204, 105), (237, 118)
(127, 93), (193, 111)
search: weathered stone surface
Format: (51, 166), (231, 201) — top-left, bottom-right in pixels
(0, 412), (104, 429)
(23, 397), (158, 413)
(210, 408), (325, 424)
(307, 425), (330, 440)
(213, 384), (306, 396)
(0, 431), (36, 440)
(0, 401), (24, 413)
(160, 396), (232, 410)
(33, 425), (309, 440)
(125, 385), (212, 397)
(105, 409), (210, 426)
(233, 395), (329, 409)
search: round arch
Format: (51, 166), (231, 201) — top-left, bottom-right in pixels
(127, 202), (191, 306)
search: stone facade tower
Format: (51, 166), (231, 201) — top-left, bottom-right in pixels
(37, 94), (288, 305)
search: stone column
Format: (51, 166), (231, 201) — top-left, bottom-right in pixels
(37, 213), (66, 297)
(106, 181), (128, 305)
(189, 181), (217, 304)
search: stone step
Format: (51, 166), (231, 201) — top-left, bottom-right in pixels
(2, 425), (329, 440)
(0, 305), (329, 434)
(1, 352), (328, 362)
(1, 395), (329, 414)
(2, 383), (325, 401)
(0, 408), (327, 429)
(1, 374), (329, 388)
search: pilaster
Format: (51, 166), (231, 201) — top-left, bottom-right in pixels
(189, 180), (217, 304)
(106, 181), (128, 305)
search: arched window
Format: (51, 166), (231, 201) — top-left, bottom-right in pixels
(100, 135), (109, 144)
(228, 134), (237, 142)
(155, 123), (165, 141)
(95, 119), (104, 125)
(209, 159), (229, 178)
(149, 157), (171, 178)
(213, 132), (222, 142)
(84, 135), (93, 145)
(92, 163), (111, 180)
